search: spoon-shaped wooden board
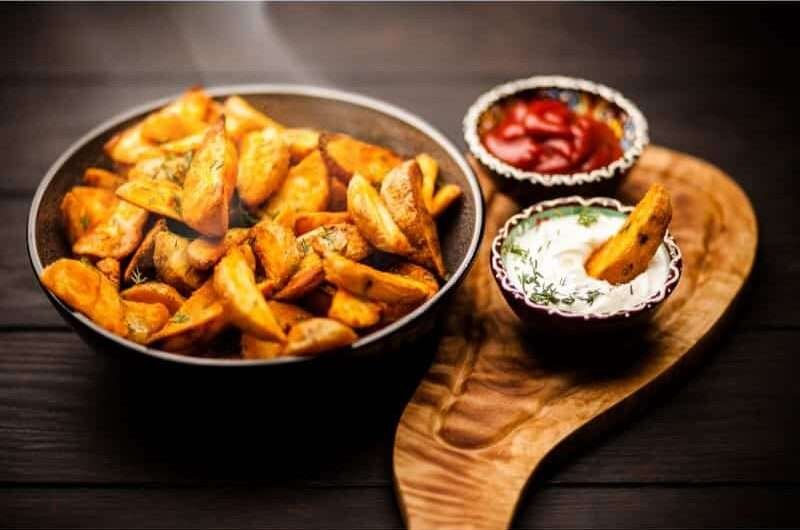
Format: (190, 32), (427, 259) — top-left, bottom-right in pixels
(393, 146), (757, 530)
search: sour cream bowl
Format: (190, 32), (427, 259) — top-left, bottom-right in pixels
(491, 196), (682, 334)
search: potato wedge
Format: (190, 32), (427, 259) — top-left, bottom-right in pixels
(123, 218), (167, 285)
(96, 257), (120, 287)
(160, 129), (208, 154)
(294, 211), (350, 235)
(329, 177), (348, 212)
(298, 223), (371, 261)
(116, 178), (183, 221)
(284, 318), (358, 357)
(146, 279), (226, 350)
(153, 231), (207, 293)
(267, 300), (314, 333)
(141, 87), (211, 143)
(430, 184), (463, 218)
(328, 288), (382, 329)
(272, 243), (325, 301)
(261, 149), (330, 220)
(40, 258), (127, 336)
(223, 95), (283, 140)
(83, 167), (126, 190)
(250, 217), (301, 289)
(347, 174), (413, 255)
(186, 228), (250, 271)
(73, 200), (148, 259)
(104, 122), (162, 165)
(241, 334), (284, 360)
(213, 245), (286, 342)
(416, 153), (439, 212)
(282, 128), (319, 163)
(123, 300), (170, 344)
(127, 151), (193, 184)
(585, 184), (673, 284)
(320, 133), (401, 184)
(181, 119), (238, 237)
(237, 128), (290, 210)
(322, 251), (430, 304)
(380, 262), (440, 323)
(121, 281), (186, 314)
(60, 186), (119, 244)
(380, 160), (446, 277)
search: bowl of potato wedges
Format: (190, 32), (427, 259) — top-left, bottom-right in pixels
(28, 85), (484, 366)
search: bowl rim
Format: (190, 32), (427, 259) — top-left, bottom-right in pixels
(490, 195), (682, 322)
(463, 75), (649, 187)
(27, 83), (485, 367)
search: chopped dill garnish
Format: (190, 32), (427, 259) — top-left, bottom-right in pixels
(79, 214), (90, 231)
(504, 242), (529, 259)
(130, 267), (147, 285)
(170, 312), (190, 324)
(577, 208), (599, 227)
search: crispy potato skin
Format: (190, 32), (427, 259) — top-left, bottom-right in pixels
(266, 301), (314, 333)
(223, 95), (283, 140)
(322, 251), (430, 304)
(40, 259), (128, 336)
(328, 177), (348, 212)
(298, 223), (371, 261)
(237, 129), (290, 210)
(123, 219), (167, 285)
(141, 88), (211, 143)
(213, 246), (286, 342)
(380, 262), (439, 323)
(380, 160), (447, 277)
(146, 279), (226, 350)
(121, 282), (186, 315)
(430, 184), (462, 218)
(347, 174), (413, 255)
(123, 300), (171, 344)
(328, 288), (382, 328)
(320, 133), (401, 184)
(83, 168), (126, 190)
(261, 149), (330, 220)
(251, 217), (302, 289)
(294, 211), (351, 235)
(186, 228), (250, 271)
(181, 120), (238, 237)
(60, 186), (119, 244)
(282, 128), (320, 163)
(283, 318), (358, 357)
(96, 258), (121, 287)
(416, 153), (438, 212)
(72, 200), (149, 259)
(104, 122), (162, 165)
(153, 231), (207, 293)
(272, 244), (325, 301)
(586, 184), (673, 284)
(116, 178), (183, 221)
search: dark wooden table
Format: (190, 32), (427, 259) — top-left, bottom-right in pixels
(2, 3), (799, 528)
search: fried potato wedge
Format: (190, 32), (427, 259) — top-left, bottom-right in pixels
(251, 217), (301, 289)
(104, 122), (162, 165)
(237, 128), (290, 210)
(430, 184), (463, 218)
(261, 149), (330, 220)
(272, 244), (325, 301)
(146, 279), (226, 350)
(153, 231), (207, 293)
(223, 95), (283, 140)
(141, 87), (211, 143)
(284, 318), (358, 357)
(320, 133), (401, 184)
(60, 186), (119, 244)
(127, 151), (193, 184)
(328, 288), (382, 329)
(585, 184), (673, 284)
(83, 167), (126, 190)
(181, 120), (238, 237)
(322, 251), (430, 304)
(380, 262), (440, 323)
(282, 128), (319, 163)
(160, 129), (208, 154)
(186, 228), (250, 271)
(40, 259), (128, 336)
(123, 218), (167, 285)
(294, 211), (351, 235)
(347, 174), (413, 255)
(329, 176), (348, 212)
(416, 153), (439, 212)
(116, 178), (183, 221)
(121, 281), (186, 314)
(96, 257), (120, 287)
(123, 300), (170, 344)
(241, 334), (284, 360)
(213, 246), (286, 341)
(381, 160), (446, 277)
(72, 200), (149, 259)
(267, 301), (313, 333)
(298, 223), (371, 261)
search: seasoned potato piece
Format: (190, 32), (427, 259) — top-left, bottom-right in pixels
(267, 301), (314, 333)
(284, 318), (358, 357)
(123, 219), (167, 285)
(223, 95), (283, 140)
(250, 217), (301, 289)
(380, 262), (440, 323)
(181, 120), (238, 237)
(83, 167), (126, 190)
(241, 334), (284, 360)
(141, 87), (211, 143)
(298, 223), (371, 261)
(40, 258), (127, 336)
(261, 149), (330, 220)
(328, 288), (382, 328)
(272, 244), (325, 301)
(160, 128), (208, 154)
(586, 184), (673, 284)
(322, 251), (429, 304)
(60, 186), (119, 244)
(430, 184), (463, 218)
(347, 174), (413, 255)
(146, 279), (226, 350)
(329, 177), (348, 212)
(116, 178), (183, 221)
(121, 281), (186, 315)
(153, 231), (207, 293)
(381, 160), (446, 277)
(104, 122), (162, 165)
(294, 211), (351, 235)
(237, 128), (290, 210)
(96, 257), (120, 287)
(282, 128), (319, 163)
(320, 133), (401, 184)
(186, 228), (250, 271)
(73, 200), (148, 259)
(123, 300), (170, 344)
(127, 151), (193, 184)
(416, 153), (439, 212)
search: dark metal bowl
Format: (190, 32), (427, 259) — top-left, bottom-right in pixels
(28, 85), (484, 367)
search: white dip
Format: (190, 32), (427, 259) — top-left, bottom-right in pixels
(502, 208), (670, 315)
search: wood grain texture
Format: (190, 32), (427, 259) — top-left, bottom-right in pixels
(394, 146), (758, 530)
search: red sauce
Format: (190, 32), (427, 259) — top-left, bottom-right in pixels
(481, 98), (623, 174)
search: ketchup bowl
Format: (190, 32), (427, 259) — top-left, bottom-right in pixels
(464, 76), (648, 200)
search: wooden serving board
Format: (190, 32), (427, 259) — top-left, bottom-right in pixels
(393, 146), (758, 530)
